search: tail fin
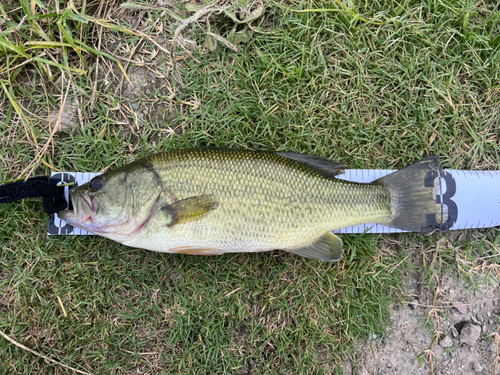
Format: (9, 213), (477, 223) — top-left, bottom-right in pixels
(376, 156), (446, 233)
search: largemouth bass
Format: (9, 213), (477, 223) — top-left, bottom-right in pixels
(58, 149), (444, 262)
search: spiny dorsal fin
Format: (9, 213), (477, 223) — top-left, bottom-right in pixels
(161, 195), (218, 226)
(288, 232), (343, 262)
(275, 152), (346, 177)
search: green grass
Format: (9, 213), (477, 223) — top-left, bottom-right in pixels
(1, 0), (500, 374)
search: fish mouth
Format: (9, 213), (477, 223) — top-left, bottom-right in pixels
(58, 191), (99, 231)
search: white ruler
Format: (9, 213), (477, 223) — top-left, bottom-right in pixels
(49, 170), (500, 235)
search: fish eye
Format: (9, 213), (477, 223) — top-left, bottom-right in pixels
(89, 177), (104, 192)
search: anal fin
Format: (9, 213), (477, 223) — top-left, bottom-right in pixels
(288, 232), (343, 262)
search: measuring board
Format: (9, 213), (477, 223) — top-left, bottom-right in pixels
(49, 169), (500, 235)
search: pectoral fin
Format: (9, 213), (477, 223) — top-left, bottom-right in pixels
(171, 246), (222, 255)
(288, 232), (343, 262)
(161, 194), (218, 226)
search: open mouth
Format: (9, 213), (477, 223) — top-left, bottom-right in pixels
(76, 193), (96, 224)
(57, 193), (76, 222)
(58, 191), (96, 226)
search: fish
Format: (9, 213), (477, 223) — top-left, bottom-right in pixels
(58, 148), (445, 262)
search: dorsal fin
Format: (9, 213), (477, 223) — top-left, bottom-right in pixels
(275, 152), (346, 177)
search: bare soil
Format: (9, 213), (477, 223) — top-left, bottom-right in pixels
(344, 271), (500, 375)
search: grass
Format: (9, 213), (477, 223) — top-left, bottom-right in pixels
(1, 0), (500, 374)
